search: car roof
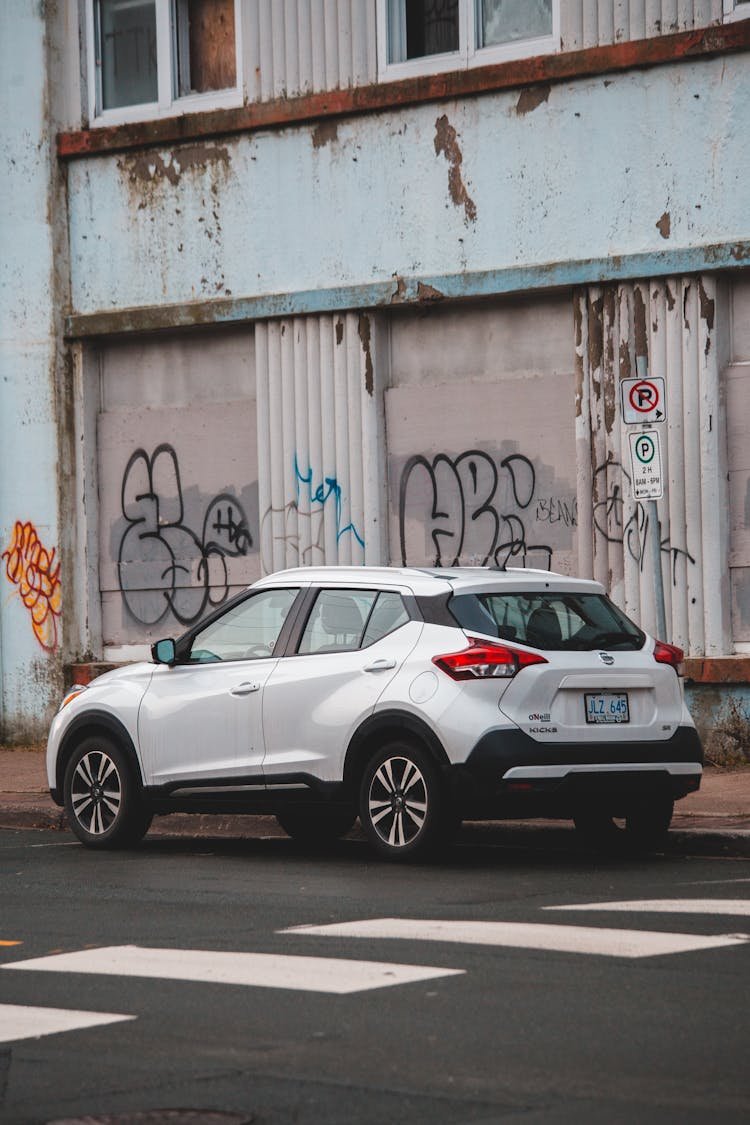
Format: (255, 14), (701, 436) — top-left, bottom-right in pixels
(250, 566), (604, 597)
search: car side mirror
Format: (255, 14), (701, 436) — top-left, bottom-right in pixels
(152, 638), (177, 666)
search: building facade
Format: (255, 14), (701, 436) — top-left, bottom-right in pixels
(1, 0), (749, 746)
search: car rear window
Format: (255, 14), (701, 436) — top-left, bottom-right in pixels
(448, 592), (645, 652)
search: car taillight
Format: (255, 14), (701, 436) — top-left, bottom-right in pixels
(654, 640), (684, 675)
(433, 638), (548, 680)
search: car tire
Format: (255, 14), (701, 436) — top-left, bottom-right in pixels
(63, 736), (152, 849)
(275, 807), (357, 844)
(359, 741), (446, 861)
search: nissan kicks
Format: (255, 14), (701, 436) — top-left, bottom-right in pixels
(47, 566), (703, 859)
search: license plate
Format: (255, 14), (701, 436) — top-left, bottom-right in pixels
(585, 692), (630, 724)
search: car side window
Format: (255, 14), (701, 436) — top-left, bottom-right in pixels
(361, 592), (410, 646)
(298, 589), (410, 655)
(188, 588), (298, 663)
(298, 589), (378, 655)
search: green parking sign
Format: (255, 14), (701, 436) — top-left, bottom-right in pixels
(628, 430), (663, 499)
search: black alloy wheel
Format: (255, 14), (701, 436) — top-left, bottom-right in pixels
(63, 736), (152, 849)
(359, 741), (446, 860)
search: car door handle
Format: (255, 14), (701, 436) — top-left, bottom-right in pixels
(363, 659), (397, 673)
(230, 682), (261, 695)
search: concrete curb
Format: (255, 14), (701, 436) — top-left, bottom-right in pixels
(2, 798), (750, 857)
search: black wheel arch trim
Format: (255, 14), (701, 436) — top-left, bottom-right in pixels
(53, 711), (144, 804)
(344, 709), (450, 792)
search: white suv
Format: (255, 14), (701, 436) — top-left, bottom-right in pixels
(47, 566), (703, 859)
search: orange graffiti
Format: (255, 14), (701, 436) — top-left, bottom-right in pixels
(2, 520), (62, 651)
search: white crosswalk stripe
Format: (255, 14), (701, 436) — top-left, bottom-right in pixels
(0, 1003), (134, 1045)
(2, 944), (464, 994)
(544, 898), (750, 916)
(282, 918), (750, 958)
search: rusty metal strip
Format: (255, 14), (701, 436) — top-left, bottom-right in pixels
(64, 241), (750, 339)
(57, 22), (750, 160)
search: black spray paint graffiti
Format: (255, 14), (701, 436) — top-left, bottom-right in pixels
(117, 443), (252, 627)
(593, 460), (695, 583)
(399, 450), (555, 569)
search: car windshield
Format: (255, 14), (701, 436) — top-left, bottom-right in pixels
(449, 591), (645, 652)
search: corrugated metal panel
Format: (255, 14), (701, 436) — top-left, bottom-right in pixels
(245, 0), (376, 102)
(256, 313), (385, 574)
(561, 0), (723, 49)
(244, 2), (726, 98)
(574, 277), (730, 655)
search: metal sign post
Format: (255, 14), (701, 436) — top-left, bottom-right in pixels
(628, 358), (667, 642)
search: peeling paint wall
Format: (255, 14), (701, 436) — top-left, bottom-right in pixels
(66, 53), (750, 320)
(574, 276), (731, 652)
(0, 4), (64, 739)
(728, 276), (750, 645)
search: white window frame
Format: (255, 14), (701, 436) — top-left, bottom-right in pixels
(86, 0), (244, 127)
(376, 0), (560, 82)
(724, 0), (750, 21)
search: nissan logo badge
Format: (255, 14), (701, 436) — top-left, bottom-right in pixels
(598, 652), (615, 665)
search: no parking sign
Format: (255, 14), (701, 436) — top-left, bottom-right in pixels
(621, 377), (666, 424)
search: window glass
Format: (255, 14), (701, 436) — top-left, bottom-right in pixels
(362, 593), (410, 646)
(381, 0), (558, 77)
(388, 0), (460, 63)
(449, 592), (645, 652)
(99, 0), (158, 110)
(477, 0), (552, 48)
(188, 588), (297, 663)
(299, 590), (379, 655)
(93, 0), (238, 117)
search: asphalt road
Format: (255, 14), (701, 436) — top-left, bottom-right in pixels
(1, 828), (749, 1125)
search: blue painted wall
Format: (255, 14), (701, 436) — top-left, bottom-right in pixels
(66, 53), (749, 319)
(0, 3), (62, 738)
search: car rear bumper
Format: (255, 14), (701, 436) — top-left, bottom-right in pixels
(449, 725), (703, 818)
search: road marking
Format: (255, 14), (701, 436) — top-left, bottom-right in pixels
(0, 1003), (134, 1045)
(283, 918), (750, 959)
(2, 945), (463, 994)
(544, 899), (750, 916)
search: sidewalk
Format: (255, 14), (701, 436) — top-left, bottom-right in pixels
(1, 746), (750, 854)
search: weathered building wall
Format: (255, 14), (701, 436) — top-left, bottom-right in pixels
(386, 297), (577, 573)
(574, 276), (730, 652)
(728, 275), (750, 646)
(560, 0), (725, 47)
(90, 332), (258, 655)
(255, 314), (387, 573)
(0, 4), (63, 739)
(65, 52), (749, 321)
(2, 3), (748, 740)
(243, 0), (377, 100)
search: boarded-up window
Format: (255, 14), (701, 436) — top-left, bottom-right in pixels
(177, 0), (236, 95)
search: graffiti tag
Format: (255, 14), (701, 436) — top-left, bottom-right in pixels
(117, 443), (252, 627)
(2, 520), (62, 650)
(593, 459), (695, 583)
(295, 457), (365, 548)
(399, 450), (555, 569)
